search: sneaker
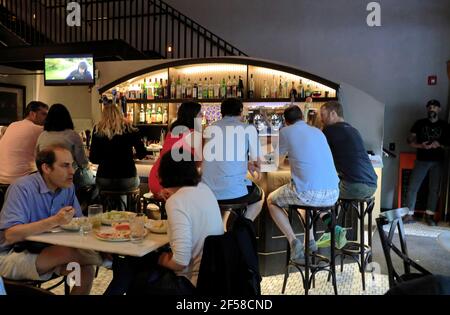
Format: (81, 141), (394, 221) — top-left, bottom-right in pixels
(425, 215), (437, 227)
(290, 238), (305, 263)
(316, 226), (348, 249)
(402, 214), (416, 224)
(308, 239), (318, 253)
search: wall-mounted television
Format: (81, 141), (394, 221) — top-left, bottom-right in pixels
(44, 54), (95, 86)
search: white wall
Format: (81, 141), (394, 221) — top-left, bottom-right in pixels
(165, 0), (450, 209)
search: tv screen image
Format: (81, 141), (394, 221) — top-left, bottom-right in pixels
(44, 54), (94, 85)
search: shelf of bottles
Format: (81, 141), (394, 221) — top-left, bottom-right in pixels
(104, 63), (337, 128)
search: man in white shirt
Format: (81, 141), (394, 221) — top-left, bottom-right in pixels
(0, 101), (48, 184)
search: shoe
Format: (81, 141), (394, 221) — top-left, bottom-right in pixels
(290, 238), (305, 264)
(308, 239), (318, 252)
(402, 214), (416, 224)
(317, 226), (348, 249)
(425, 215), (437, 227)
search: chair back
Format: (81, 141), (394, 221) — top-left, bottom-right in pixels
(376, 208), (431, 288)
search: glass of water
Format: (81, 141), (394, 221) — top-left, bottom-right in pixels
(79, 217), (92, 236)
(130, 213), (146, 244)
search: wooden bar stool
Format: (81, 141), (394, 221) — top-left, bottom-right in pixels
(282, 204), (338, 295)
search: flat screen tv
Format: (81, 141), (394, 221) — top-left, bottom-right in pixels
(44, 54), (95, 86)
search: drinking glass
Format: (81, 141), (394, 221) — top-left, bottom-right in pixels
(130, 213), (146, 244)
(88, 204), (103, 230)
(79, 217), (92, 236)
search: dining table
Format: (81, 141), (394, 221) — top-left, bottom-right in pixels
(437, 231), (450, 253)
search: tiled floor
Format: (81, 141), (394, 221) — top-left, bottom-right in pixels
(43, 221), (449, 295)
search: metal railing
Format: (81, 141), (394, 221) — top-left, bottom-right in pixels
(0, 0), (247, 58)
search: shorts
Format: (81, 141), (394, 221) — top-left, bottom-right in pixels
(270, 181), (339, 209)
(0, 249), (54, 281)
(217, 182), (263, 205)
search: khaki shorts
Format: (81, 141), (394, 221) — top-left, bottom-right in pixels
(0, 249), (54, 281)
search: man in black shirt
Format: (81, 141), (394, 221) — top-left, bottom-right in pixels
(66, 61), (93, 81)
(405, 99), (449, 226)
(320, 101), (378, 200)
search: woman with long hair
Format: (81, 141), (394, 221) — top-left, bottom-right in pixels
(148, 101), (202, 197)
(89, 103), (147, 194)
(36, 103), (92, 189)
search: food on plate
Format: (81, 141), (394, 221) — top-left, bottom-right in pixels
(60, 217), (82, 231)
(95, 223), (132, 241)
(145, 219), (168, 234)
(101, 210), (136, 225)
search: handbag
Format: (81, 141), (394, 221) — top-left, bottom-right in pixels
(74, 167), (96, 189)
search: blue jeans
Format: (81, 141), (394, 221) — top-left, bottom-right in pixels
(406, 160), (442, 215)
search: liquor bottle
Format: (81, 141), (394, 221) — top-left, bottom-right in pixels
(201, 110), (207, 126)
(214, 80), (220, 98)
(232, 76), (237, 97)
(248, 74), (255, 99)
(226, 76), (232, 98)
(262, 80), (269, 98)
(142, 79), (147, 100)
(202, 77), (208, 99)
(159, 78), (164, 99)
(193, 79), (198, 99)
(175, 76), (182, 99)
(278, 76), (283, 98)
(289, 81), (297, 102)
(305, 84), (312, 97)
(127, 105), (134, 123)
(148, 79), (154, 100)
(181, 77), (187, 99)
(170, 77), (176, 99)
(153, 79), (159, 99)
(198, 78), (203, 99)
(271, 75), (277, 98)
(297, 79), (305, 99)
(186, 78), (193, 98)
(208, 77), (214, 99)
(139, 105), (146, 123)
(164, 79), (169, 99)
(151, 104), (157, 123)
(146, 104), (151, 123)
(220, 78), (226, 98)
(162, 108), (168, 124)
(237, 76), (244, 98)
(283, 79), (289, 98)
(156, 106), (163, 123)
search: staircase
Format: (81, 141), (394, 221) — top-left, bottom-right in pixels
(0, 0), (246, 59)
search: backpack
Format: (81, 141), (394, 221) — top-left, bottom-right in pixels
(197, 216), (261, 295)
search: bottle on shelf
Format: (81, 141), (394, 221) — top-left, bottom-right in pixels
(146, 104), (151, 123)
(139, 104), (146, 123)
(232, 75), (237, 97)
(208, 77), (214, 99)
(148, 79), (154, 100)
(237, 76), (244, 99)
(248, 74), (255, 99)
(192, 79), (198, 99)
(142, 79), (147, 100)
(162, 108), (168, 124)
(127, 104), (134, 123)
(159, 78), (164, 99)
(186, 78), (193, 98)
(226, 76), (232, 98)
(289, 81), (297, 102)
(164, 79), (169, 99)
(156, 106), (163, 123)
(297, 79), (305, 99)
(151, 104), (157, 123)
(214, 80), (220, 98)
(278, 76), (283, 98)
(305, 84), (312, 98)
(153, 79), (159, 99)
(198, 78), (203, 99)
(220, 78), (226, 99)
(170, 77), (176, 99)
(271, 75), (277, 98)
(262, 80), (269, 98)
(181, 77), (187, 99)
(283, 79), (289, 98)
(202, 77), (209, 99)
(175, 76), (182, 99)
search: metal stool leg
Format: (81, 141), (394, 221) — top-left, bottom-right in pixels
(359, 201), (366, 291)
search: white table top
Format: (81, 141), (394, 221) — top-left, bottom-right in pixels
(437, 231), (450, 252)
(26, 229), (169, 257)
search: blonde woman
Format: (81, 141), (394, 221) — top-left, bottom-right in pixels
(89, 103), (147, 194)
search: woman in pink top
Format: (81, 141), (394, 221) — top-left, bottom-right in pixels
(149, 102), (202, 197)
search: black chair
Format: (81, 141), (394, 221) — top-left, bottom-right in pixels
(218, 201), (248, 232)
(282, 204), (338, 295)
(3, 279), (55, 295)
(335, 197), (375, 290)
(99, 187), (141, 212)
(376, 208), (432, 288)
(142, 192), (166, 219)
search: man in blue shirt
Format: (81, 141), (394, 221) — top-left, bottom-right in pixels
(320, 101), (377, 199)
(202, 98), (264, 223)
(267, 105), (346, 263)
(0, 145), (101, 294)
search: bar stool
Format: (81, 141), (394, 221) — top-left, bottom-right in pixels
(218, 201), (248, 231)
(142, 192), (166, 219)
(99, 187), (141, 212)
(335, 197), (375, 290)
(282, 204), (338, 295)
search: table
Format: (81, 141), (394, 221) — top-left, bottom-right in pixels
(437, 231), (450, 252)
(26, 229), (169, 257)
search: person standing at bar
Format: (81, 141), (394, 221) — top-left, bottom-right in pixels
(0, 101), (48, 185)
(404, 99), (449, 226)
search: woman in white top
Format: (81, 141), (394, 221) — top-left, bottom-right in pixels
(105, 149), (223, 295)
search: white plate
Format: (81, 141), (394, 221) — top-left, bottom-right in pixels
(101, 211), (136, 225)
(94, 229), (148, 242)
(145, 219), (168, 234)
(60, 218), (81, 231)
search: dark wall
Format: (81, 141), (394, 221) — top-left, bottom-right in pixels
(166, 0), (450, 209)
